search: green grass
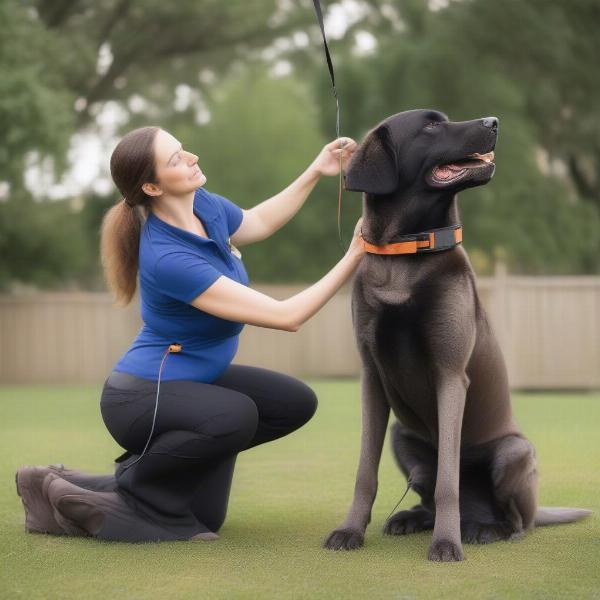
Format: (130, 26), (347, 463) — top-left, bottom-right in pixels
(1, 381), (599, 600)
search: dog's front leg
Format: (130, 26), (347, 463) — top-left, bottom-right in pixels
(428, 373), (468, 562)
(323, 365), (390, 550)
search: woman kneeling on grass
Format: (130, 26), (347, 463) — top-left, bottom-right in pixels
(16, 126), (362, 542)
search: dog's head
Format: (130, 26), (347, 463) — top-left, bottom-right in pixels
(344, 110), (498, 196)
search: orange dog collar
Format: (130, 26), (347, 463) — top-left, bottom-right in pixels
(362, 225), (462, 255)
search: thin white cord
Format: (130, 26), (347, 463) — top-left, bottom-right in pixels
(120, 348), (170, 472)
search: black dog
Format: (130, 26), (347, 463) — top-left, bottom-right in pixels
(323, 110), (591, 561)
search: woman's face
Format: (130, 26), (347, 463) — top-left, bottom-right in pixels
(150, 129), (207, 197)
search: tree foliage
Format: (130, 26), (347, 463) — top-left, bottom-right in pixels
(303, 0), (600, 273)
(0, 0), (74, 189)
(0, 0), (322, 290)
(1, 0), (598, 292)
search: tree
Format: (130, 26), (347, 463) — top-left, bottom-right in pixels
(0, 0), (328, 290)
(0, 191), (94, 290)
(292, 0), (600, 273)
(2, 0), (598, 290)
(0, 0), (74, 191)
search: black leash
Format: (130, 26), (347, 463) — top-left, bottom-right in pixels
(312, 0), (340, 141)
(312, 0), (346, 252)
(313, 0), (410, 525)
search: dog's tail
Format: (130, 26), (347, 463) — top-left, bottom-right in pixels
(534, 507), (592, 527)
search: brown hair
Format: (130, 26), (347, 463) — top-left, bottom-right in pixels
(100, 126), (160, 306)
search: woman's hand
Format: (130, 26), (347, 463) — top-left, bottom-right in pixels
(311, 137), (358, 177)
(191, 214), (367, 332)
(347, 217), (366, 259)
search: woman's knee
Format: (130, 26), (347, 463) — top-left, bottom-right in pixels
(285, 380), (318, 428)
(195, 392), (259, 447)
(302, 384), (319, 423)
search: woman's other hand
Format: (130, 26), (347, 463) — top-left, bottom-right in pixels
(189, 214), (366, 332)
(347, 217), (365, 259)
(311, 137), (358, 177)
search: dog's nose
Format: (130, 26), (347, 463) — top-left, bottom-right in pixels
(482, 117), (498, 130)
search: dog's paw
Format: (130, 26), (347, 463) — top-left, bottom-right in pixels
(323, 528), (364, 551)
(383, 509), (434, 536)
(428, 538), (464, 562)
(508, 529), (526, 542)
(461, 521), (510, 545)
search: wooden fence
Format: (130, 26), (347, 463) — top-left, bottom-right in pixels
(0, 269), (598, 388)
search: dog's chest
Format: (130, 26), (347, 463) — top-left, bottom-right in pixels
(353, 266), (442, 434)
(353, 261), (438, 331)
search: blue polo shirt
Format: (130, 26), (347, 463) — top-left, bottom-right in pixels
(113, 187), (249, 383)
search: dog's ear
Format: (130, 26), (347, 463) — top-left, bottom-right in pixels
(344, 125), (398, 194)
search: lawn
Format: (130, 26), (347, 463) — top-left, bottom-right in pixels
(1, 380), (598, 600)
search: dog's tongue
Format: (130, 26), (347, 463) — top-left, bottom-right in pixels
(433, 152), (495, 181)
(433, 164), (465, 180)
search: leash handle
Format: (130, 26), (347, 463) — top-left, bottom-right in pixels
(312, 0), (346, 252)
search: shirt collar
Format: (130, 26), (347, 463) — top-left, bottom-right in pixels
(147, 189), (219, 247)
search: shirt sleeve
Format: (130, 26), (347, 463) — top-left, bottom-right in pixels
(154, 251), (222, 304)
(209, 191), (244, 236)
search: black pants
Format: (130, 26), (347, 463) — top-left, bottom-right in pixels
(99, 364), (318, 540)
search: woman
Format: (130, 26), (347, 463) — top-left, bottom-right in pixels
(15, 126), (364, 543)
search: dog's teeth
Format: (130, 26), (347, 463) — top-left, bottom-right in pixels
(469, 151), (494, 164)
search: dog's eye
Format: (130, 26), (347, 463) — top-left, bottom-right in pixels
(424, 122), (438, 130)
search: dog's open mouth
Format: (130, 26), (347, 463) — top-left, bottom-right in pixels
(431, 151), (495, 183)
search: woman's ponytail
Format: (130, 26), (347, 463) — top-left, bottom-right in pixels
(100, 199), (145, 306)
(100, 126), (159, 307)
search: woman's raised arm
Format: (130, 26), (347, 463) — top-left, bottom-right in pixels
(230, 137), (357, 247)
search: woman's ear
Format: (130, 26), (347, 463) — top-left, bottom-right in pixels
(142, 182), (162, 197)
(344, 125), (398, 194)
